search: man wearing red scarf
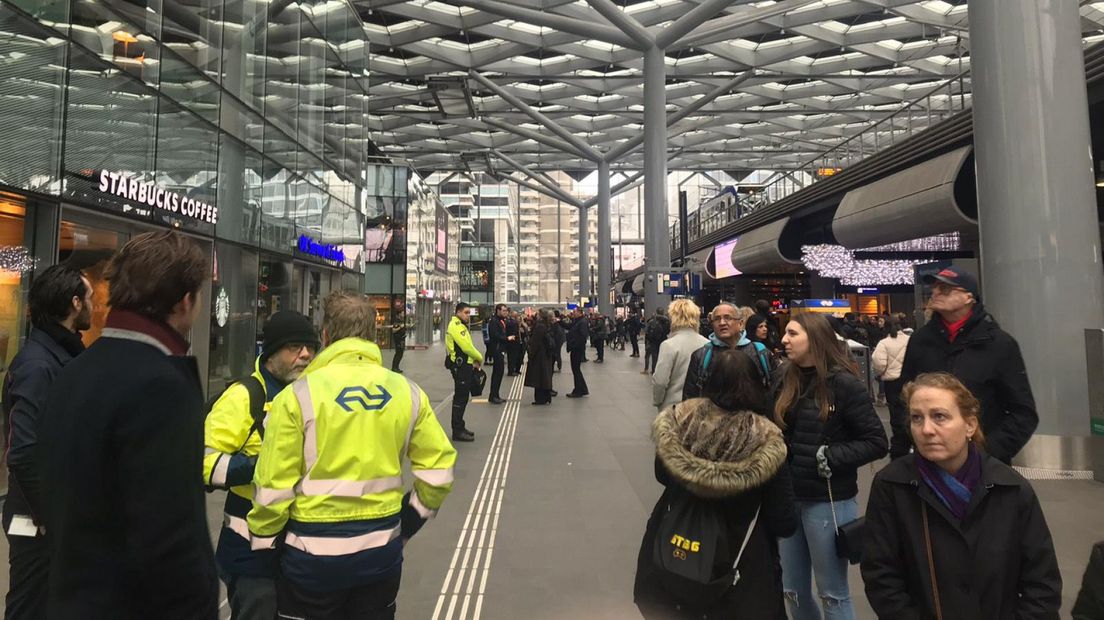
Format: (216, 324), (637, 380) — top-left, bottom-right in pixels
(899, 268), (1039, 463)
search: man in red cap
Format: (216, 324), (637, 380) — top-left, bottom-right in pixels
(899, 268), (1038, 463)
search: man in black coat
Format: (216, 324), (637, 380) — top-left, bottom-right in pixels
(39, 231), (218, 619)
(627, 312), (642, 357)
(505, 312), (522, 376)
(2, 265), (91, 619)
(900, 269), (1038, 463)
(487, 304), (512, 404)
(565, 308), (590, 397)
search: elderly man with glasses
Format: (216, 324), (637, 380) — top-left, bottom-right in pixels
(683, 302), (773, 401)
(899, 268), (1038, 463)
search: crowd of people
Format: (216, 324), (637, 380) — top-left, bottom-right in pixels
(4, 246), (1104, 619)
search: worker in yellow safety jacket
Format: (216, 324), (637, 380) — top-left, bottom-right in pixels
(248, 291), (456, 618)
(446, 301), (483, 442)
(204, 311), (318, 619)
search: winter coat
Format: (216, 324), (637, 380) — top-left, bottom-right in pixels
(488, 316), (509, 357)
(652, 328), (709, 411)
(524, 322), (555, 391)
(1073, 541), (1104, 620)
(39, 319), (218, 619)
(775, 366), (888, 501)
(900, 306), (1038, 463)
(634, 398), (796, 620)
(683, 333), (773, 401)
(645, 315), (671, 347)
(862, 454), (1061, 620)
(872, 332), (910, 382)
(566, 317), (589, 352)
(3, 325), (83, 530)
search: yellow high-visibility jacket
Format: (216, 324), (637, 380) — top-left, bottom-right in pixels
(203, 358), (281, 576)
(446, 315), (483, 364)
(247, 338), (456, 589)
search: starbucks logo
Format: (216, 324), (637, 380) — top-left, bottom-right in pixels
(215, 287), (230, 328)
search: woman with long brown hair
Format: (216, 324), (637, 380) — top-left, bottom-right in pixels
(773, 312), (887, 620)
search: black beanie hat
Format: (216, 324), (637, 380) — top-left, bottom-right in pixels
(262, 311), (320, 361)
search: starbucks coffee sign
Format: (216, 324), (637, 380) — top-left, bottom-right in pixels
(95, 170), (219, 225)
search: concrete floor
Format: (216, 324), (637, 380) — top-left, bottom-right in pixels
(0, 342), (1100, 619)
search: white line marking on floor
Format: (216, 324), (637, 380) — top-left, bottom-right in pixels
(431, 370), (524, 620)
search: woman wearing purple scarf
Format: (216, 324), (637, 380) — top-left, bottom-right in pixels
(861, 373), (1061, 619)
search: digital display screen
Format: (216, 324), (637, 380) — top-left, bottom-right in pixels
(712, 237), (742, 279)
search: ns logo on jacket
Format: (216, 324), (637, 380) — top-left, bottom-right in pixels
(335, 385), (392, 412)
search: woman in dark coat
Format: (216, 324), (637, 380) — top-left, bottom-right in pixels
(861, 372), (1061, 619)
(524, 309), (555, 405)
(634, 350), (796, 619)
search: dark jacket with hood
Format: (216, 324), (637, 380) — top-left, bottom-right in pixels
(1073, 541), (1104, 620)
(862, 453), (1061, 620)
(900, 305), (1037, 463)
(775, 365), (888, 501)
(634, 398), (796, 619)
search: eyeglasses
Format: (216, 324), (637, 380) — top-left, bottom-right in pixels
(712, 316), (740, 323)
(930, 283), (968, 296)
(284, 343), (318, 355)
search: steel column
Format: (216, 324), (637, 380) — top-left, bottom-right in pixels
(643, 46), (670, 312)
(969, 0), (1104, 468)
(578, 205), (590, 303)
(597, 160), (612, 316)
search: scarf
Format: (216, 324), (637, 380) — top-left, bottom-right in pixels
(37, 321), (86, 358)
(940, 310), (973, 343)
(916, 442), (982, 520)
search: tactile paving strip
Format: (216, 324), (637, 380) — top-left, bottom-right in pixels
(1012, 466), (1094, 481)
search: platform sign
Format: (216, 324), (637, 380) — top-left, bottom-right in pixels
(791, 299), (851, 315)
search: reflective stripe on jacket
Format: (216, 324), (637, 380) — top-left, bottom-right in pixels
(247, 338), (456, 590)
(446, 316), (483, 364)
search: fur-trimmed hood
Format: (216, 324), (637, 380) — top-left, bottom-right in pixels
(653, 398), (787, 499)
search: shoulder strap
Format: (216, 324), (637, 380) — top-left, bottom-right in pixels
(241, 375), (267, 439)
(752, 342), (771, 379)
(730, 505), (761, 585)
(922, 502), (944, 620)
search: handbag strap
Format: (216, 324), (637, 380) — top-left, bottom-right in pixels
(826, 477), (839, 531)
(921, 503), (944, 620)
(730, 505), (761, 585)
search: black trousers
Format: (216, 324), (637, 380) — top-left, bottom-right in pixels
(507, 342), (522, 373)
(630, 334), (640, 356)
(489, 349), (506, 399)
(885, 378), (911, 458)
(451, 363), (472, 432)
(5, 532), (47, 620)
(277, 571), (401, 620)
(555, 346), (563, 371)
(644, 345), (659, 373)
(534, 387), (552, 404)
(569, 349), (589, 396)
(391, 341), (405, 371)
(595, 339), (605, 361)
(227, 574), (277, 620)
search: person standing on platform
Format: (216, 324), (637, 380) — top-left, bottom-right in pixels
(249, 291), (457, 619)
(40, 231), (217, 619)
(552, 310), (566, 372)
(643, 308), (670, 374)
(899, 268), (1038, 464)
(487, 304), (511, 405)
(525, 309), (556, 405)
(651, 299), (708, 412)
(390, 309), (407, 373)
(505, 311), (522, 376)
(591, 313), (609, 363)
(872, 319), (911, 459)
(774, 312), (887, 620)
(2, 265), (91, 620)
(627, 312), (642, 358)
(684, 302), (773, 400)
(566, 308), (590, 398)
(204, 311), (318, 620)
(447, 302), (483, 442)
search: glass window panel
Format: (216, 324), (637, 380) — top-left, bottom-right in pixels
(208, 243), (258, 393)
(220, 0), (267, 114)
(158, 46), (220, 127)
(70, 0), (162, 88)
(154, 96), (218, 235)
(215, 132), (264, 244)
(261, 6), (299, 138)
(160, 0), (221, 81)
(0, 6), (67, 194)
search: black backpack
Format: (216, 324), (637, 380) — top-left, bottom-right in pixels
(205, 375), (267, 449)
(651, 487), (761, 608)
(646, 317), (669, 343)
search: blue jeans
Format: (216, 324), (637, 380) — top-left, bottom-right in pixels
(779, 498), (858, 620)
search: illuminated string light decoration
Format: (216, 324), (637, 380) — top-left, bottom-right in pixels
(865, 232), (961, 253)
(0, 246), (37, 275)
(801, 244), (916, 286)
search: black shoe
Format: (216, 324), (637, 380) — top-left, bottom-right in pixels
(551, 390), (558, 397)
(596, 359), (604, 363)
(531, 400), (550, 406)
(566, 392), (587, 398)
(630, 354), (639, 358)
(489, 397), (506, 404)
(453, 429), (475, 442)
(392, 369), (403, 374)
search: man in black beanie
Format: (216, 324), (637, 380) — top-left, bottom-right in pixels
(204, 310), (319, 619)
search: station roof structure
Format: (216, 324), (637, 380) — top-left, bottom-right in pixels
(359, 0), (1009, 176)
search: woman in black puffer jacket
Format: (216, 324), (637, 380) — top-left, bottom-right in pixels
(635, 349), (797, 619)
(773, 313), (888, 620)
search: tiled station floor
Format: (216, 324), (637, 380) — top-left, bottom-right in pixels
(0, 342), (1100, 619)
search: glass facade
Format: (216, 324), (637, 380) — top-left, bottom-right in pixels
(0, 0), (372, 392)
